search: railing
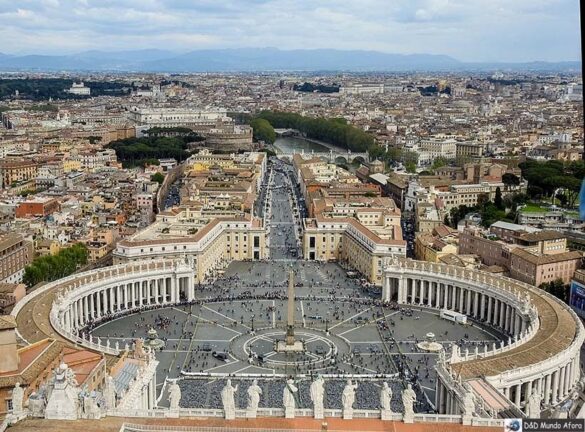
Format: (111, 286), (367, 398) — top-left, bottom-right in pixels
(471, 418), (506, 427)
(120, 424), (380, 432)
(112, 409), (469, 424)
(49, 308), (120, 355)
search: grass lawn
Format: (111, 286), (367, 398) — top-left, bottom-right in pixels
(521, 203), (548, 213)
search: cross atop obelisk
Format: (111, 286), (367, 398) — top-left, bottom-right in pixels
(285, 268), (295, 345)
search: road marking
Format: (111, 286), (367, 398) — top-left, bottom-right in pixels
(187, 312), (243, 335)
(300, 300), (306, 327)
(203, 362), (236, 372)
(329, 307), (372, 331)
(272, 300), (276, 328)
(347, 362), (377, 374)
(201, 305), (252, 330)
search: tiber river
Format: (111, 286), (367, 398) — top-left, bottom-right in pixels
(272, 136), (331, 154)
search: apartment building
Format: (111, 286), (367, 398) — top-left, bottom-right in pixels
(459, 224), (582, 286)
(303, 215), (405, 285)
(458, 228), (513, 269)
(455, 142), (486, 161)
(128, 106), (228, 130)
(15, 197), (60, 218)
(417, 138), (457, 165)
(509, 248), (582, 286)
(0, 234), (33, 283)
(0, 158), (39, 189)
(296, 154), (406, 285)
(414, 225), (459, 262)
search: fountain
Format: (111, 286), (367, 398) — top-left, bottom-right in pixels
(416, 332), (443, 352)
(145, 327), (166, 351)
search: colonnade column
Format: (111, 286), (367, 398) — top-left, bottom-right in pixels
(426, 281), (432, 306)
(96, 290), (102, 318)
(109, 288), (115, 313)
(552, 370), (559, 403)
(83, 297), (88, 324)
(443, 283), (448, 309)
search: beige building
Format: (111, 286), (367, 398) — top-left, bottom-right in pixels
(114, 210), (266, 282)
(0, 158), (39, 189)
(455, 142), (486, 161)
(0, 234), (33, 284)
(303, 217), (405, 285)
(414, 225), (459, 262)
(510, 249), (582, 286)
(0, 283), (26, 314)
(459, 225), (582, 286)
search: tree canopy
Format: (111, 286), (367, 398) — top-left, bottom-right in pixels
(250, 118), (276, 144)
(150, 172), (165, 184)
(0, 78), (129, 100)
(255, 111), (375, 153)
(106, 135), (194, 168)
(520, 160), (583, 206)
(23, 243), (88, 287)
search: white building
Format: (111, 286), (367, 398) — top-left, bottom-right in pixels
(340, 84), (385, 95)
(127, 106), (228, 128)
(67, 82), (91, 96)
(417, 138), (457, 165)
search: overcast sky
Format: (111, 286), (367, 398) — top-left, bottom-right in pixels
(0, 0), (581, 62)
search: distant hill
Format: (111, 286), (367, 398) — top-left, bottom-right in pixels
(0, 48), (580, 72)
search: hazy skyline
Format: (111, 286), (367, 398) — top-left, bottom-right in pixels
(0, 0), (581, 62)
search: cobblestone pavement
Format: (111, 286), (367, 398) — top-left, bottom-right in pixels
(91, 260), (502, 412)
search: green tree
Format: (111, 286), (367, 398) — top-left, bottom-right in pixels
(477, 193), (490, 208)
(368, 146), (385, 161)
(432, 157), (447, 170)
(23, 243), (88, 287)
(150, 172), (165, 184)
(502, 173), (520, 191)
(494, 187), (504, 210)
(480, 202), (506, 228)
(405, 161), (417, 173)
(539, 279), (568, 302)
(250, 118), (276, 144)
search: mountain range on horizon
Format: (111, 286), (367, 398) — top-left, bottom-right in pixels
(0, 48), (580, 73)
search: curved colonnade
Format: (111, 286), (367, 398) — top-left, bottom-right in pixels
(383, 258), (584, 415)
(40, 260), (195, 355)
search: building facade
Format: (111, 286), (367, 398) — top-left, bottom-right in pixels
(0, 234), (33, 283)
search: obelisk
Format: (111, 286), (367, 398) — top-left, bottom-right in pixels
(286, 269), (295, 345)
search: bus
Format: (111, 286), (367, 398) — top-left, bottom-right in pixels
(439, 309), (467, 324)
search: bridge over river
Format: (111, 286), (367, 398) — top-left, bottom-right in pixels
(273, 131), (369, 164)
(276, 148), (369, 164)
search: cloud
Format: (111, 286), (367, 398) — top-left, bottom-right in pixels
(0, 0), (580, 61)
